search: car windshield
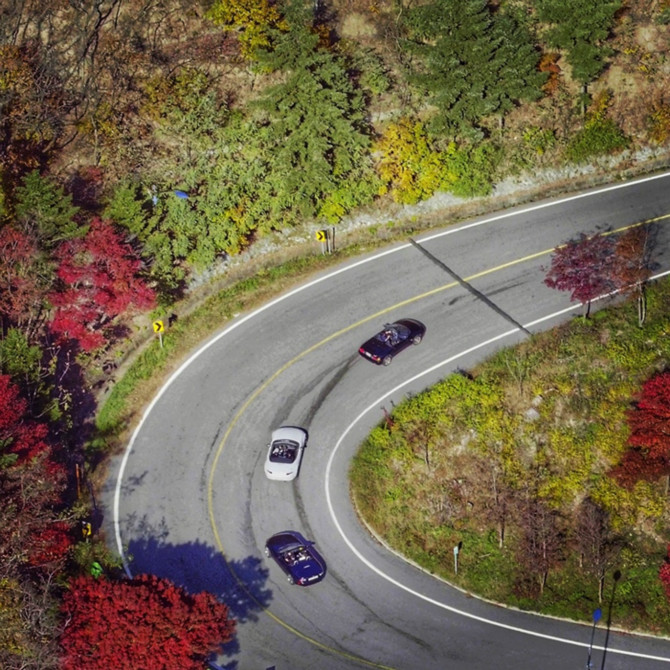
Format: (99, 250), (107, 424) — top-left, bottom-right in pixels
(269, 440), (298, 463)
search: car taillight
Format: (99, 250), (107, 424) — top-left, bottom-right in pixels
(298, 577), (307, 585)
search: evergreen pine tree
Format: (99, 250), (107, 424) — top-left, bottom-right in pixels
(250, 0), (374, 223)
(536, 0), (622, 85)
(402, 0), (545, 136)
(14, 170), (83, 248)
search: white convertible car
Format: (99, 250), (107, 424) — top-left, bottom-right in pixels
(263, 426), (308, 481)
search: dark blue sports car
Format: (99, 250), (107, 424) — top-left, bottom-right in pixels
(265, 531), (327, 586)
(358, 318), (426, 366)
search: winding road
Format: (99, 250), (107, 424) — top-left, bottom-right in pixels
(105, 172), (670, 669)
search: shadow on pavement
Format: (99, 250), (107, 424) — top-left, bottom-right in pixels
(599, 569), (622, 670)
(127, 535), (273, 668)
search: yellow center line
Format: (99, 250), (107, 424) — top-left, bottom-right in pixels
(207, 212), (670, 665)
(465, 213), (670, 281)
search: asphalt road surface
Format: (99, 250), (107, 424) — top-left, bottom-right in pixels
(105, 172), (670, 670)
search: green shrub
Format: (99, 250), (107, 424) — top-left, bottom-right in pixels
(567, 117), (629, 163)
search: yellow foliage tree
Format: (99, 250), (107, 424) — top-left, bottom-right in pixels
(587, 88), (614, 124)
(206, 0), (287, 59)
(375, 118), (444, 205)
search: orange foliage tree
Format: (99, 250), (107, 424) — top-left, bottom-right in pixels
(613, 226), (652, 325)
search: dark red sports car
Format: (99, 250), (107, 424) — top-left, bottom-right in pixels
(358, 318), (426, 366)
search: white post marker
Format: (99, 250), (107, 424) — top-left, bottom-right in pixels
(315, 229), (328, 254)
(453, 544), (459, 575)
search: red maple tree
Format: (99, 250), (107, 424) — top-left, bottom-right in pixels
(612, 372), (670, 487)
(611, 448), (669, 488)
(0, 225), (47, 331)
(0, 373), (50, 461)
(60, 574), (236, 670)
(27, 521), (74, 567)
(0, 374), (68, 569)
(49, 218), (155, 351)
(627, 372), (670, 459)
(544, 232), (617, 316)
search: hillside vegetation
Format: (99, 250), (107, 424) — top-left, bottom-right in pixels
(352, 279), (670, 633)
(0, 0), (669, 667)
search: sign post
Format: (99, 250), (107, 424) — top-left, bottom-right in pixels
(315, 229), (328, 254)
(453, 544), (460, 575)
(153, 320), (164, 347)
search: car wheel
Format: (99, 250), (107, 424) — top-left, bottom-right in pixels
(287, 574), (294, 585)
(382, 355), (392, 366)
(412, 334), (423, 345)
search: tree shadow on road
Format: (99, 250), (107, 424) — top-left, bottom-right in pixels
(127, 535), (273, 667)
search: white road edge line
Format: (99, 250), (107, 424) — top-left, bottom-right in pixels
(325, 271), (670, 663)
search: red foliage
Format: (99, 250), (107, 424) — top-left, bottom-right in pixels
(0, 375), (67, 569)
(0, 225), (45, 327)
(27, 521), (73, 567)
(60, 574), (235, 670)
(49, 286), (106, 351)
(0, 374), (50, 461)
(660, 545), (670, 600)
(49, 218), (155, 350)
(627, 372), (670, 459)
(611, 372), (670, 487)
(544, 233), (617, 308)
(0, 373), (28, 432)
(611, 447), (670, 488)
